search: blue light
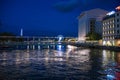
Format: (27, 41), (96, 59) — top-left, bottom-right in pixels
(107, 74), (115, 79)
(57, 45), (64, 51)
(106, 11), (115, 16)
(57, 45), (62, 51)
(57, 35), (64, 42)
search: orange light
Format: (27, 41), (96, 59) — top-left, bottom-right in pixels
(116, 6), (120, 11)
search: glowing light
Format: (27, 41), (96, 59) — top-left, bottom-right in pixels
(107, 74), (115, 79)
(67, 45), (77, 49)
(57, 35), (64, 42)
(57, 45), (64, 51)
(106, 11), (115, 16)
(103, 41), (106, 45)
(76, 49), (90, 62)
(20, 28), (23, 36)
(117, 40), (120, 46)
(116, 6), (120, 11)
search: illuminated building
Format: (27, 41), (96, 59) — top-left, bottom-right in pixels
(78, 8), (108, 41)
(102, 6), (120, 46)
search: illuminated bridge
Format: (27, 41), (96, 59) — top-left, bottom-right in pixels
(0, 36), (77, 50)
(0, 36), (77, 42)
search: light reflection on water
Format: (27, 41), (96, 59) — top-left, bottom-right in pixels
(0, 45), (120, 80)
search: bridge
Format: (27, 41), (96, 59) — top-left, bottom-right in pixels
(0, 36), (77, 50)
(0, 36), (77, 42)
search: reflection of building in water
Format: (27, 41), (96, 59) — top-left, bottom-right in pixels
(15, 52), (21, 64)
(15, 50), (30, 65)
(23, 50), (30, 64)
(2, 52), (7, 60)
(115, 52), (120, 80)
(44, 49), (50, 64)
(77, 49), (90, 62)
(72, 49), (91, 71)
(102, 50), (115, 66)
(53, 51), (64, 61)
(115, 52), (120, 63)
(1, 52), (7, 66)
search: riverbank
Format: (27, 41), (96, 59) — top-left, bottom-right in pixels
(68, 42), (120, 51)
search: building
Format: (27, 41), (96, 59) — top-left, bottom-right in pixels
(102, 11), (115, 46)
(78, 8), (108, 41)
(102, 6), (120, 46)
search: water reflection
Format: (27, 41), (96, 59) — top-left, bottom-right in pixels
(0, 45), (120, 80)
(115, 52), (120, 64)
(102, 50), (115, 66)
(115, 52), (120, 80)
(97, 50), (120, 80)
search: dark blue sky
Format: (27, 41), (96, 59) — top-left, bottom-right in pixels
(0, 0), (119, 37)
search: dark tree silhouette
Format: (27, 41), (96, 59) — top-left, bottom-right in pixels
(0, 32), (15, 36)
(86, 32), (102, 40)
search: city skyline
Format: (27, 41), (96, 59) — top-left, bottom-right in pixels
(0, 0), (120, 37)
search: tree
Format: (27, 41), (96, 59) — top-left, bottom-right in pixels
(0, 32), (15, 36)
(86, 32), (102, 40)
(0, 32), (16, 42)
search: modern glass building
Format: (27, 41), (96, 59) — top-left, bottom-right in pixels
(78, 8), (108, 41)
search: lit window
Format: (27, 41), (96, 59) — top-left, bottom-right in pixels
(113, 20), (114, 23)
(110, 31), (112, 34)
(113, 25), (114, 28)
(110, 25), (111, 28)
(113, 37), (114, 39)
(113, 31), (114, 33)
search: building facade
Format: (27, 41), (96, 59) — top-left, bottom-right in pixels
(102, 6), (120, 46)
(78, 8), (108, 41)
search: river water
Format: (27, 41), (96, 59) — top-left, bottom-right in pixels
(0, 44), (120, 80)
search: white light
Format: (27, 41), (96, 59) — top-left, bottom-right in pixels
(106, 11), (115, 16)
(67, 45), (77, 49)
(20, 28), (23, 36)
(103, 41), (106, 45)
(57, 45), (62, 51)
(57, 35), (64, 42)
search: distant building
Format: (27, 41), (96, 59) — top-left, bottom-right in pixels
(78, 8), (108, 41)
(102, 6), (120, 46)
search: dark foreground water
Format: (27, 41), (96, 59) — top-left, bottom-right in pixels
(0, 45), (120, 80)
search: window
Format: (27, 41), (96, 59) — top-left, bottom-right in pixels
(117, 24), (119, 28)
(117, 30), (119, 34)
(117, 13), (119, 16)
(117, 19), (119, 22)
(112, 37), (114, 39)
(113, 30), (114, 34)
(113, 25), (114, 28)
(113, 20), (114, 23)
(110, 25), (111, 28)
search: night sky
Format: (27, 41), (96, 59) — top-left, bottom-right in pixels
(0, 0), (120, 37)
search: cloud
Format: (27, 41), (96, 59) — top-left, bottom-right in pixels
(53, 0), (80, 12)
